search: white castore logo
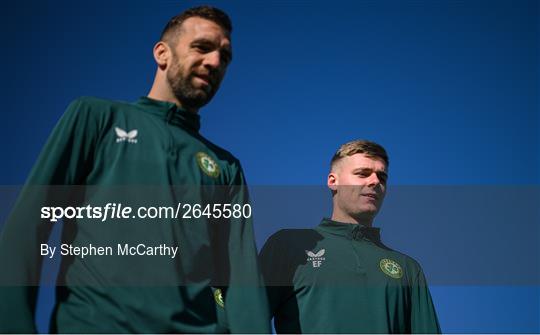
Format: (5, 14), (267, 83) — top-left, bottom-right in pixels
(306, 249), (325, 268)
(115, 127), (138, 143)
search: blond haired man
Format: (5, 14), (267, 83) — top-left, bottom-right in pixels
(260, 140), (440, 333)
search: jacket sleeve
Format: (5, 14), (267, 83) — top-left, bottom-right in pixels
(258, 232), (293, 319)
(216, 163), (271, 333)
(410, 268), (441, 334)
(0, 98), (99, 332)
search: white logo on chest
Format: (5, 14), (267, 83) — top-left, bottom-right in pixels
(306, 249), (325, 268)
(115, 127), (138, 143)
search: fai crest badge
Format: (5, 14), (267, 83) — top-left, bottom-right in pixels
(379, 258), (403, 279)
(196, 152), (220, 178)
(214, 288), (225, 308)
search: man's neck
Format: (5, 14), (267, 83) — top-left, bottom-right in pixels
(147, 85), (198, 114)
(330, 211), (373, 226)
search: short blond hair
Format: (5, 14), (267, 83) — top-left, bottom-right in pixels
(330, 140), (389, 170)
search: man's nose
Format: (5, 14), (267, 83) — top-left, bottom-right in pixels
(366, 173), (381, 186)
(203, 51), (221, 69)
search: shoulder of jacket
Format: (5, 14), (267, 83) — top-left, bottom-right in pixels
(384, 248), (424, 274)
(198, 137), (239, 165)
(71, 96), (133, 111)
(266, 228), (319, 247)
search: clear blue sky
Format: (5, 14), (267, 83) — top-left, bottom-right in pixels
(0, 0), (538, 332)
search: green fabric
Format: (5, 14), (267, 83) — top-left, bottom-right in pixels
(0, 96), (270, 333)
(260, 218), (440, 334)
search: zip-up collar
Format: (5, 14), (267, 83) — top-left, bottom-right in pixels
(134, 96), (201, 132)
(317, 218), (381, 243)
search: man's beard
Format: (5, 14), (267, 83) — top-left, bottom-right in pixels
(167, 56), (219, 110)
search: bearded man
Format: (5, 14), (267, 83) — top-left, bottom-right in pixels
(0, 6), (269, 333)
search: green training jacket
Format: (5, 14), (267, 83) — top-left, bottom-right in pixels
(259, 218), (441, 334)
(0, 96), (270, 333)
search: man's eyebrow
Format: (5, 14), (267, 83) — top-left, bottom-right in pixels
(191, 38), (233, 59)
(191, 38), (231, 49)
(190, 38), (215, 45)
(352, 167), (381, 172)
(352, 167), (388, 177)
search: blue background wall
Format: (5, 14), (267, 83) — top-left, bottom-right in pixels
(1, 0), (538, 332)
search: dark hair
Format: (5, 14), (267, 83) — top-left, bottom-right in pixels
(330, 140), (389, 169)
(160, 6), (232, 44)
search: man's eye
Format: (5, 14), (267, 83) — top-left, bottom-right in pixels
(221, 53), (231, 64)
(194, 44), (212, 52)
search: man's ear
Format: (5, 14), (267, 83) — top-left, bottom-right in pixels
(153, 41), (170, 69)
(327, 172), (338, 192)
